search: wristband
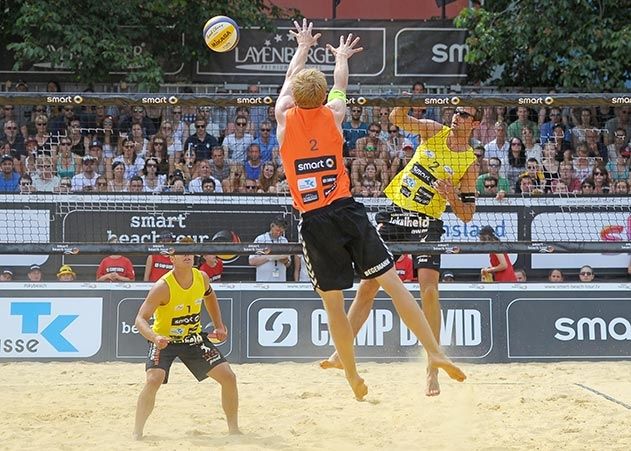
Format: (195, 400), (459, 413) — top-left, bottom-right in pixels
(327, 89), (346, 103)
(460, 192), (476, 203)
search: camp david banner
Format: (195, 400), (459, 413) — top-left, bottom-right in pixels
(195, 20), (467, 84)
(245, 295), (492, 361)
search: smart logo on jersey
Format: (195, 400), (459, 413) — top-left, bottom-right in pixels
(258, 308), (298, 346)
(295, 155), (337, 174)
(410, 163), (437, 186)
(0, 298), (102, 357)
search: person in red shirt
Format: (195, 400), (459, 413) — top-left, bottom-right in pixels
(96, 236), (135, 281)
(199, 254), (223, 282)
(143, 230), (175, 282)
(394, 254), (415, 282)
(479, 226), (517, 282)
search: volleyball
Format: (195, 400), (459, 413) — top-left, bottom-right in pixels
(203, 16), (240, 53)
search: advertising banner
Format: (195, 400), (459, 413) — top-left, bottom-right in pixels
(0, 297), (103, 358)
(506, 296), (631, 359)
(244, 294), (493, 361)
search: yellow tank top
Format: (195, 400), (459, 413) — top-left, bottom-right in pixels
(384, 126), (476, 219)
(152, 268), (206, 340)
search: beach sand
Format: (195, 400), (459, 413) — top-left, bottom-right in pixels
(1, 360), (630, 450)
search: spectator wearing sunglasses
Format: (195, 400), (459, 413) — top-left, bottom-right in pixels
(118, 106), (156, 136)
(222, 116), (254, 163)
(252, 120), (279, 163)
(184, 118), (219, 161)
(578, 265), (595, 283)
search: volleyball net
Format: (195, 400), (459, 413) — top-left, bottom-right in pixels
(0, 91), (629, 259)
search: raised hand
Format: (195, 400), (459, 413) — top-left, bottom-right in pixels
(326, 33), (363, 59)
(289, 18), (321, 48)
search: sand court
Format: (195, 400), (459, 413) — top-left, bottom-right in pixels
(1, 360), (630, 450)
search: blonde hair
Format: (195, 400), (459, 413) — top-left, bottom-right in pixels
(292, 69), (327, 109)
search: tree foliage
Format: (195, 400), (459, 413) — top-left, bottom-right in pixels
(455, 1), (631, 90)
(4, 0), (299, 90)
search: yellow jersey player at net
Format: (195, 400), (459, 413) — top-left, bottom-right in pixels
(323, 103), (481, 397)
(133, 236), (240, 440)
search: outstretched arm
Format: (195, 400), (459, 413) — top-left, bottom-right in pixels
(275, 19), (321, 133)
(389, 106), (443, 142)
(325, 34), (363, 124)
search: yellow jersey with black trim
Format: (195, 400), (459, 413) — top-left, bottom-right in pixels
(384, 126), (476, 219)
(152, 268), (206, 340)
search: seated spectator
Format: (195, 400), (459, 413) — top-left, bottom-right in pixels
(484, 121), (509, 161)
(199, 254), (223, 282)
(472, 106), (497, 145)
(580, 179), (595, 195)
(141, 158), (166, 193)
(351, 140), (389, 189)
(584, 128), (608, 162)
(585, 165), (611, 194)
(113, 138), (145, 181)
(57, 264), (76, 281)
(394, 254), (414, 282)
(128, 175), (145, 193)
(32, 156), (60, 192)
(476, 157), (511, 194)
(222, 116), (254, 162)
(252, 121), (278, 162)
(18, 174), (35, 194)
(342, 105), (368, 153)
(389, 139), (415, 179)
(184, 118), (218, 161)
(612, 179), (629, 194)
(0, 268), (14, 281)
(222, 163), (245, 193)
(209, 146), (231, 183)
(540, 142), (560, 191)
(145, 136), (171, 175)
(257, 162), (278, 193)
(0, 154), (20, 192)
(201, 177), (216, 193)
(515, 174), (542, 195)
(606, 146), (630, 182)
(55, 137), (80, 180)
(505, 137), (527, 188)
(573, 142), (599, 182)
(27, 264), (43, 282)
(514, 268), (527, 282)
(550, 162), (581, 193)
(168, 177), (186, 193)
(94, 176), (108, 193)
(353, 162), (383, 197)
(71, 155), (100, 192)
(441, 272), (455, 283)
(551, 179), (569, 194)
(578, 265), (594, 282)
(606, 128), (629, 162)
(548, 269), (565, 282)
(508, 106), (540, 141)
(244, 178), (258, 193)
(55, 177), (73, 194)
(96, 236), (135, 281)
(244, 143), (263, 181)
(108, 161), (129, 192)
(520, 158), (545, 190)
(189, 159), (223, 193)
(521, 125), (542, 162)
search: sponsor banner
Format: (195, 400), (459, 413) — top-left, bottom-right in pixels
(115, 295), (234, 359)
(394, 27), (467, 79)
(0, 297), (102, 358)
(531, 212), (631, 269)
(506, 297), (631, 359)
(246, 295), (492, 360)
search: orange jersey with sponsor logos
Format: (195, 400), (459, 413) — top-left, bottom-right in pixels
(280, 106), (351, 213)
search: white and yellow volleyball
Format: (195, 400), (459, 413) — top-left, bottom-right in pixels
(203, 16), (240, 53)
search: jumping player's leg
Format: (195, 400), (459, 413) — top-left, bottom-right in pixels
(133, 368), (165, 440)
(320, 278), (381, 369)
(375, 268), (465, 384)
(208, 362), (241, 434)
(418, 267), (442, 396)
(318, 288), (368, 400)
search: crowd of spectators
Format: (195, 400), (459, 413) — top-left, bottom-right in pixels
(1, 82), (629, 196)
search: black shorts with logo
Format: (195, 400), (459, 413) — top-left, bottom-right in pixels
(375, 208), (445, 272)
(145, 334), (227, 384)
(299, 198), (394, 291)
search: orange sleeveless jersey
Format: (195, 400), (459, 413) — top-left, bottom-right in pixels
(280, 106), (351, 213)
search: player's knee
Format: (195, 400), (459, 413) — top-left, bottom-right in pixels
(219, 366), (237, 387)
(145, 370), (165, 389)
(420, 285), (439, 302)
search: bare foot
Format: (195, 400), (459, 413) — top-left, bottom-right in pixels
(425, 368), (440, 397)
(428, 354), (466, 383)
(349, 376), (368, 401)
(319, 354), (343, 370)
(132, 431), (143, 441)
(228, 428), (243, 435)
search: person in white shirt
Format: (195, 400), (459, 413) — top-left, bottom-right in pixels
(248, 217), (290, 282)
(71, 155), (100, 191)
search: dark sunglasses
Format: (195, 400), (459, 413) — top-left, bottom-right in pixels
(36, 122), (47, 126)
(484, 184), (496, 188)
(388, 130), (398, 133)
(97, 182), (108, 186)
(195, 124), (205, 128)
(580, 271), (593, 276)
(369, 129), (380, 133)
(245, 185), (256, 190)
(236, 122), (247, 126)
(260, 128), (271, 132)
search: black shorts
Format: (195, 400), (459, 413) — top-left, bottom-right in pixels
(145, 334), (227, 384)
(299, 198), (394, 291)
(375, 208), (444, 272)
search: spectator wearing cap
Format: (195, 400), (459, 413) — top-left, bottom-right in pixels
(0, 268), (14, 281)
(248, 217), (290, 282)
(57, 264), (76, 281)
(0, 154), (20, 192)
(87, 140), (109, 175)
(27, 265), (43, 282)
(441, 272), (455, 283)
(143, 231), (175, 281)
(389, 138), (416, 179)
(96, 235), (135, 282)
(71, 155), (100, 191)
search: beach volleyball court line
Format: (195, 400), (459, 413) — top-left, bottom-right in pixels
(574, 383), (631, 410)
